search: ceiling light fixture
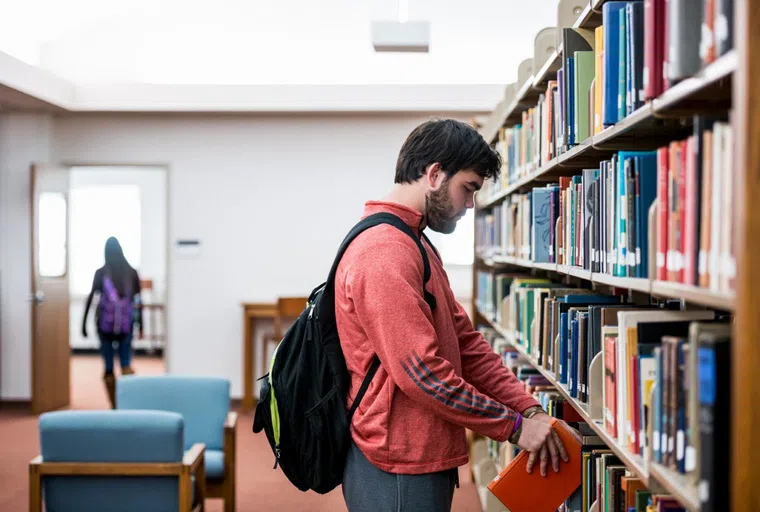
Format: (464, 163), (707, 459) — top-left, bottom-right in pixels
(371, 0), (430, 53)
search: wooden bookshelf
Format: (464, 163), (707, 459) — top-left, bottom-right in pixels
(478, 51), (734, 204)
(478, 308), (649, 482)
(733, 1), (760, 509)
(476, 308), (712, 510)
(651, 281), (735, 311)
(479, 262), (735, 316)
(591, 272), (651, 294)
(648, 463), (700, 512)
(478, 256), (735, 310)
(472, 1), (754, 510)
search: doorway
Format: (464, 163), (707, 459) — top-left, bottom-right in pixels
(67, 166), (168, 409)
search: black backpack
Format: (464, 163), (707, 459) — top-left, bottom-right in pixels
(252, 212), (437, 494)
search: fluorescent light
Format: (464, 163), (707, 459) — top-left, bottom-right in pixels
(371, 20), (430, 53)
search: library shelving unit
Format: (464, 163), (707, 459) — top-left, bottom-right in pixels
(470, 0), (758, 511)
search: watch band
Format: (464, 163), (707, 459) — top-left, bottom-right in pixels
(522, 405), (546, 419)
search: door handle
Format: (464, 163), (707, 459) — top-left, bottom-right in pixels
(29, 290), (46, 304)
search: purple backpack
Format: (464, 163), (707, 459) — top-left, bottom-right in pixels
(98, 275), (133, 335)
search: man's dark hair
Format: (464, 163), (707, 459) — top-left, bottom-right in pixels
(394, 118), (502, 184)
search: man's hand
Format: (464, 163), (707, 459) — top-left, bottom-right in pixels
(526, 413), (582, 477)
(516, 417), (559, 477)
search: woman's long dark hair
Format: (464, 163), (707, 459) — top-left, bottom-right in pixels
(104, 237), (134, 297)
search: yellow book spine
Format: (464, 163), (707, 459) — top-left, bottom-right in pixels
(594, 25), (605, 135)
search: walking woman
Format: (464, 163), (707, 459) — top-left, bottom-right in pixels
(81, 236), (143, 408)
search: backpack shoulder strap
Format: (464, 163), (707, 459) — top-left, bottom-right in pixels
(421, 232), (441, 263)
(327, 212), (438, 421)
(325, 212), (437, 311)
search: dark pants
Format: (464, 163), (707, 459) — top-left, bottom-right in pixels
(342, 440), (458, 512)
(99, 333), (132, 375)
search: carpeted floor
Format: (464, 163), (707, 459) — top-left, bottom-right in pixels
(0, 354), (482, 511)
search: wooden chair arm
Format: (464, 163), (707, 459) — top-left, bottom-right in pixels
(224, 412), (238, 431)
(183, 443), (206, 472)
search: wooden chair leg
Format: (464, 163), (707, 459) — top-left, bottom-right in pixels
(196, 456), (206, 512)
(179, 468), (192, 512)
(28, 460), (42, 512)
(224, 477), (235, 512)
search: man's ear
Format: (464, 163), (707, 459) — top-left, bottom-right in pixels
(425, 163), (446, 190)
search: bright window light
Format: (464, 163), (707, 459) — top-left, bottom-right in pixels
(38, 192), (68, 278)
(69, 185), (141, 295)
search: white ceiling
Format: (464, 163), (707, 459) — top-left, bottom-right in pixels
(0, 0), (558, 85)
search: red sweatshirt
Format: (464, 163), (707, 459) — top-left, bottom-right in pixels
(335, 201), (540, 474)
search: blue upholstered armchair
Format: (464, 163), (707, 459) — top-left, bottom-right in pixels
(29, 410), (206, 512)
(116, 376), (237, 512)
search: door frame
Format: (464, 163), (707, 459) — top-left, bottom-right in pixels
(31, 162), (172, 411)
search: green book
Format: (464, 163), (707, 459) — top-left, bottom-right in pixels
(573, 50), (595, 144)
(635, 489), (652, 512)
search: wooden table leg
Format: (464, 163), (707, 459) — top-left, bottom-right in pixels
(242, 314), (253, 412)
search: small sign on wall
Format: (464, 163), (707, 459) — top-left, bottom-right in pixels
(175, 239), (201, 258)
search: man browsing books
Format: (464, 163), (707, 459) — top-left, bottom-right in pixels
(336, 119), (582, 512)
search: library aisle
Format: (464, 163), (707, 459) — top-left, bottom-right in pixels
(468, 0), (758, 511)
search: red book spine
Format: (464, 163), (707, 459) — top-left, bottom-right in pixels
(657, 147), (669, 280)
(643, 0), (665, 100)
(678, 140), (688, 283)
(605, 336), (618, 438)
(683, 136), (698, 285)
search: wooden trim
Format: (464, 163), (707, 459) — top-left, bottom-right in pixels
(223, 411), (237, 512)
(36, 461), (185, 476)
(178, 464), (191, 512)
(225, 411), (238, 429)
(0, 400), (31, 412)
(29, 164), (38, 415)
(733, 0), (760, 510)
(29, 456), (41, 512)
(183, 443), (205, 472)
(28, 449), (206, 511)
(194, 454), (206, 512)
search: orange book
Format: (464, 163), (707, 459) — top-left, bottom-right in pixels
(621, 476), (647, 509)
(487, 418), (582, 512)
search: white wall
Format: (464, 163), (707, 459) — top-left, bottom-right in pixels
(68, 166), (167, 350)
(53, 113), (475, 398)
(0, 113), (53, 399)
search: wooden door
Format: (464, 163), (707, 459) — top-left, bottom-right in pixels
(30, 164), (70, 413)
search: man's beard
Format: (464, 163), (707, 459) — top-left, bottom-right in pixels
(425, 185), (461, 234)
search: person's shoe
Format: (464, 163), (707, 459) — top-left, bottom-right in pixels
(103, 374), (116, 409)
(121, 367), (135, 376)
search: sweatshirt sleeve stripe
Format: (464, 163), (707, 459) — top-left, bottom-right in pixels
(401, 358), (514, 419)
(411, 354), (506, 412)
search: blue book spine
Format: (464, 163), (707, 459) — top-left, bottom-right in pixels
(570, 318), (580, 398)
(677, 340), (687, 473)
(618, 7), (628, 121)
(603, 2), (628, 125)
(559, 312), (569, 384)
(636, 152), (657, 277)
(567, 57), (576, 146)
(532, 188), (554, 263)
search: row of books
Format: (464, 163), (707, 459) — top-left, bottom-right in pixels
(473, 337), (695, 511)
(480, 276), (731, 511)
(477, 116), (736, 292)
(479, 0), (735, 202)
